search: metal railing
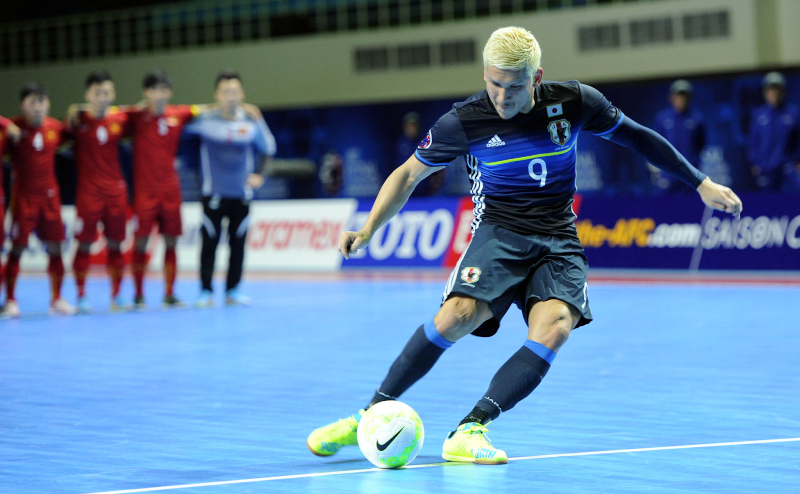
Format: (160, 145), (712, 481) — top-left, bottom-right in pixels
(0, 0), (656, 68)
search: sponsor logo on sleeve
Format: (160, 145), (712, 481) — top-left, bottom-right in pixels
(418, 130), (432, 149)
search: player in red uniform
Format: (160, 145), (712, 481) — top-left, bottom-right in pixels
(0, 115), (21, 314)
(3, 83), (76, 317)
(127, 71), (198, 308)
(123, 70), (264, 309)
(68, 70), (132, 313)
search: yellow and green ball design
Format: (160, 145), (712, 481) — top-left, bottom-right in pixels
(357, 400), (424, 468)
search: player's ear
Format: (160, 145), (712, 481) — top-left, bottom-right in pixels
(533, 68), (543, 86)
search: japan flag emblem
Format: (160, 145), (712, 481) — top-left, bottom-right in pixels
(461, 267), (481, 284)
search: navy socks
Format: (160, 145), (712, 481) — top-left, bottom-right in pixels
(367, 320), (451, 409)
(464, 340), (556, 424)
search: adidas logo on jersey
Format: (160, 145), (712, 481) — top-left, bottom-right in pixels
(486, 135), (505, 147)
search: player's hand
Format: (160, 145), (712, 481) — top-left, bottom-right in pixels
(339, 230), (371, 260)
(6, 122), (21, 143)
(65, 104), (82, 130)
(247, 173), (265, 189)
(242, 103), (264, 121)
(697, 177), (742, 218)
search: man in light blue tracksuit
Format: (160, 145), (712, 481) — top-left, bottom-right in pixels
(183, 70), (276, 308)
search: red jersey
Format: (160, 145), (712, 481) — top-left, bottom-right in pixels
(128, 105), (197, 197)
(70, 107), (131, 198)
(0, 115), (12, 199)
(10, 116), (65, 197)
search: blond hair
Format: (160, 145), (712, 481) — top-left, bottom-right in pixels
(483, 26), (542, 79)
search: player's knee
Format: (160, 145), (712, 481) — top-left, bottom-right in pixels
(164, 236), (177, 249)
(107, 240), (122, 252)
(45, 242), (61, 256)
(10, 244), (25, 257)
(434, 297), (484, 340)
(78, 242), (92, 254)
(528, 304), (574, 348)
(134, 237), (148, 252)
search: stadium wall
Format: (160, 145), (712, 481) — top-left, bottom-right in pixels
(0, 0), (780, 116)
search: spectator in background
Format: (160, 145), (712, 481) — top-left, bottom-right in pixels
(395, 112), (445, 196)
(395, 112), (422, 168)
(747, 72), (800, 191)
(651, 80), (706, 193)
(319, 149), (343, 197)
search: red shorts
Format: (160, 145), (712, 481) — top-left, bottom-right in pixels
(10, 192), (65, 245)
(75, 192), (128, 243)
(133, 192), (182, 238)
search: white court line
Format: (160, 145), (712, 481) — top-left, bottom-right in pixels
(84, 437), (800, 494)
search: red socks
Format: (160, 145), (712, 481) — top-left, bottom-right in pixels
(133, 249), (147, 299)
(73, 251), (90, 298)
(107, 249), (124, 298)
(48, 255), (65, 302)
(5, 254), (20, 301)
(164, 248), (177, 297)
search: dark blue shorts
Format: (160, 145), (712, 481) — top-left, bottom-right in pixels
(442, 223), (592, 337)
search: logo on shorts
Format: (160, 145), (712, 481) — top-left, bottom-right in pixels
(418, 130), (432, 149)
(461, 267), (481, 284)
(547, 119), (571, 145)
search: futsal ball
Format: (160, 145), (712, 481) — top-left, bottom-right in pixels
(357, 400), (424, 468)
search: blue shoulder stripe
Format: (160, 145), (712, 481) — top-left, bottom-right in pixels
(594, 112), (625, 137)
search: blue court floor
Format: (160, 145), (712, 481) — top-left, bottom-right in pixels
(1, 274), (799, 493)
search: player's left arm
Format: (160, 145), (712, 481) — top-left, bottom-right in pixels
(602, 116), (742, 216)
(246, 118), (278, 189)
(581, 83), (741, 217)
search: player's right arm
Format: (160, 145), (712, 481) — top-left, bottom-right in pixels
(339, 156), (445, 259)
(0, 115), (20, 143)
(340, 109), (466, 259)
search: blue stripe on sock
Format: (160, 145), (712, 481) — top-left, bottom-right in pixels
(524, 340), (556, 364)
(423, 320), (453, 350)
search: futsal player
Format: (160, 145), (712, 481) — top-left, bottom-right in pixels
(68, 70), (132, 313)
(307, 27), (743, 464)
(182, 70), (276, 308)
(126, 70), (200, 309)
(2, 84), (76, 317)
(0, 115), (21, 313)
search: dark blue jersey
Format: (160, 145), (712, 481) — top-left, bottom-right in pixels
(415, 81), (621, 238)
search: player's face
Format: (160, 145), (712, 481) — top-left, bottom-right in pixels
(669, 93), (689, 113)
(763, 86), (784, 108)
(85, 81), (116, 112)
(484, 66), (542, 120)
(215, 79), (244, 112)
(21, 95), (50, 127)
(144, 84), (173, 108)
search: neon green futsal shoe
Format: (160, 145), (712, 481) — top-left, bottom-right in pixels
(306, 410), (364, 456)
(442, 422), (508, 465)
